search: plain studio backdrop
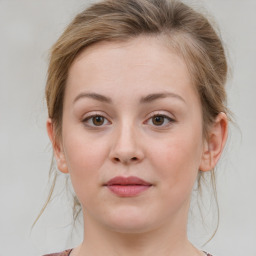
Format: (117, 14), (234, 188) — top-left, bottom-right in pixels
(0, 0), (255, 256)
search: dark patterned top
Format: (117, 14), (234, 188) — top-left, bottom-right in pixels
(43, 249), (213, 256)
(43, 249), (72, 256)
(204, 252), (213, 256)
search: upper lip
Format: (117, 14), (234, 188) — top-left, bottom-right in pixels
(105, 176), (152, 186)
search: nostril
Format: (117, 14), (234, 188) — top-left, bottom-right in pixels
(114, 157), (120, 162)
(112, 156), (140, 164)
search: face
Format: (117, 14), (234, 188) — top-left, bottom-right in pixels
(52, 36), (208, 233)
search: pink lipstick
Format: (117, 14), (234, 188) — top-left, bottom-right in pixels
(105, 176), (152, 197)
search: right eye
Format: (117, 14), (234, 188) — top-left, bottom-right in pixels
(83, 115), (110, 127)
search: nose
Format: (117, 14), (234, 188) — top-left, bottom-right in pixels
(109, 123), (144, 165)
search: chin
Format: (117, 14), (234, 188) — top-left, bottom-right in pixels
(101, 205), (158, 234)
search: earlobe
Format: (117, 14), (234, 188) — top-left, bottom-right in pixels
(199, 112), (228, 172)
(46, 118), (69, 174)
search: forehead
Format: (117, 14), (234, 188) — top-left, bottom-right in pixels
(65, 36), (198, 104)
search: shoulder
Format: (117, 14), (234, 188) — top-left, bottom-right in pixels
(42, 249), (72, 256)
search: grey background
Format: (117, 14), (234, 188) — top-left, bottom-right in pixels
(0, 0), (255, 255)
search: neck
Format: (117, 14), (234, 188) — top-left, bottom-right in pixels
(72, 205), (202, 256)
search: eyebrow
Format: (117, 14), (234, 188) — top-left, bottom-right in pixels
(140, 92), (186, 104)
(73, 92), (185, 104)
(73, 92), (112, 104)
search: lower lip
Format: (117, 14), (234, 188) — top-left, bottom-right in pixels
(106, 185), (151, 197)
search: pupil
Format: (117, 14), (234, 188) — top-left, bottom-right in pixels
(93, 116), (104, 126)
(153, 116), (164, 125)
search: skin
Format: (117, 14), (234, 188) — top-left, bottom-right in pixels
(47, 36), (228, 256)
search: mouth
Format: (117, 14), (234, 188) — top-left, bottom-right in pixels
(104, 176), (152, 197)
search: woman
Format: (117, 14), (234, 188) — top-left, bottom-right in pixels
(43, 0), (229, 255)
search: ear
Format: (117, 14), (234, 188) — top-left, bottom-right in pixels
(199, 112), (228, 172)
(46, 118), (69, 173)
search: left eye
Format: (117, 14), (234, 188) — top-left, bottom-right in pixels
(83, 115), (110, 127)
(147, 115), (174, 126)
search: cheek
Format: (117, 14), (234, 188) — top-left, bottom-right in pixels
(62, 132), (109, 198)
(65, 138), (105, 171)
(150, 131), (203, 189)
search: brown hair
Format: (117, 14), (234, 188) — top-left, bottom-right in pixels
(35, 0), (230, 238)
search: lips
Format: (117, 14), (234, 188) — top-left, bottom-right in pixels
(105, 176), (152, 197)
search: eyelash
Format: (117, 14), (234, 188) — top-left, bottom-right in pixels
(82, 114), (111, 127)
(145, 113), (175, 127)
(82, 113), (175, 128)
